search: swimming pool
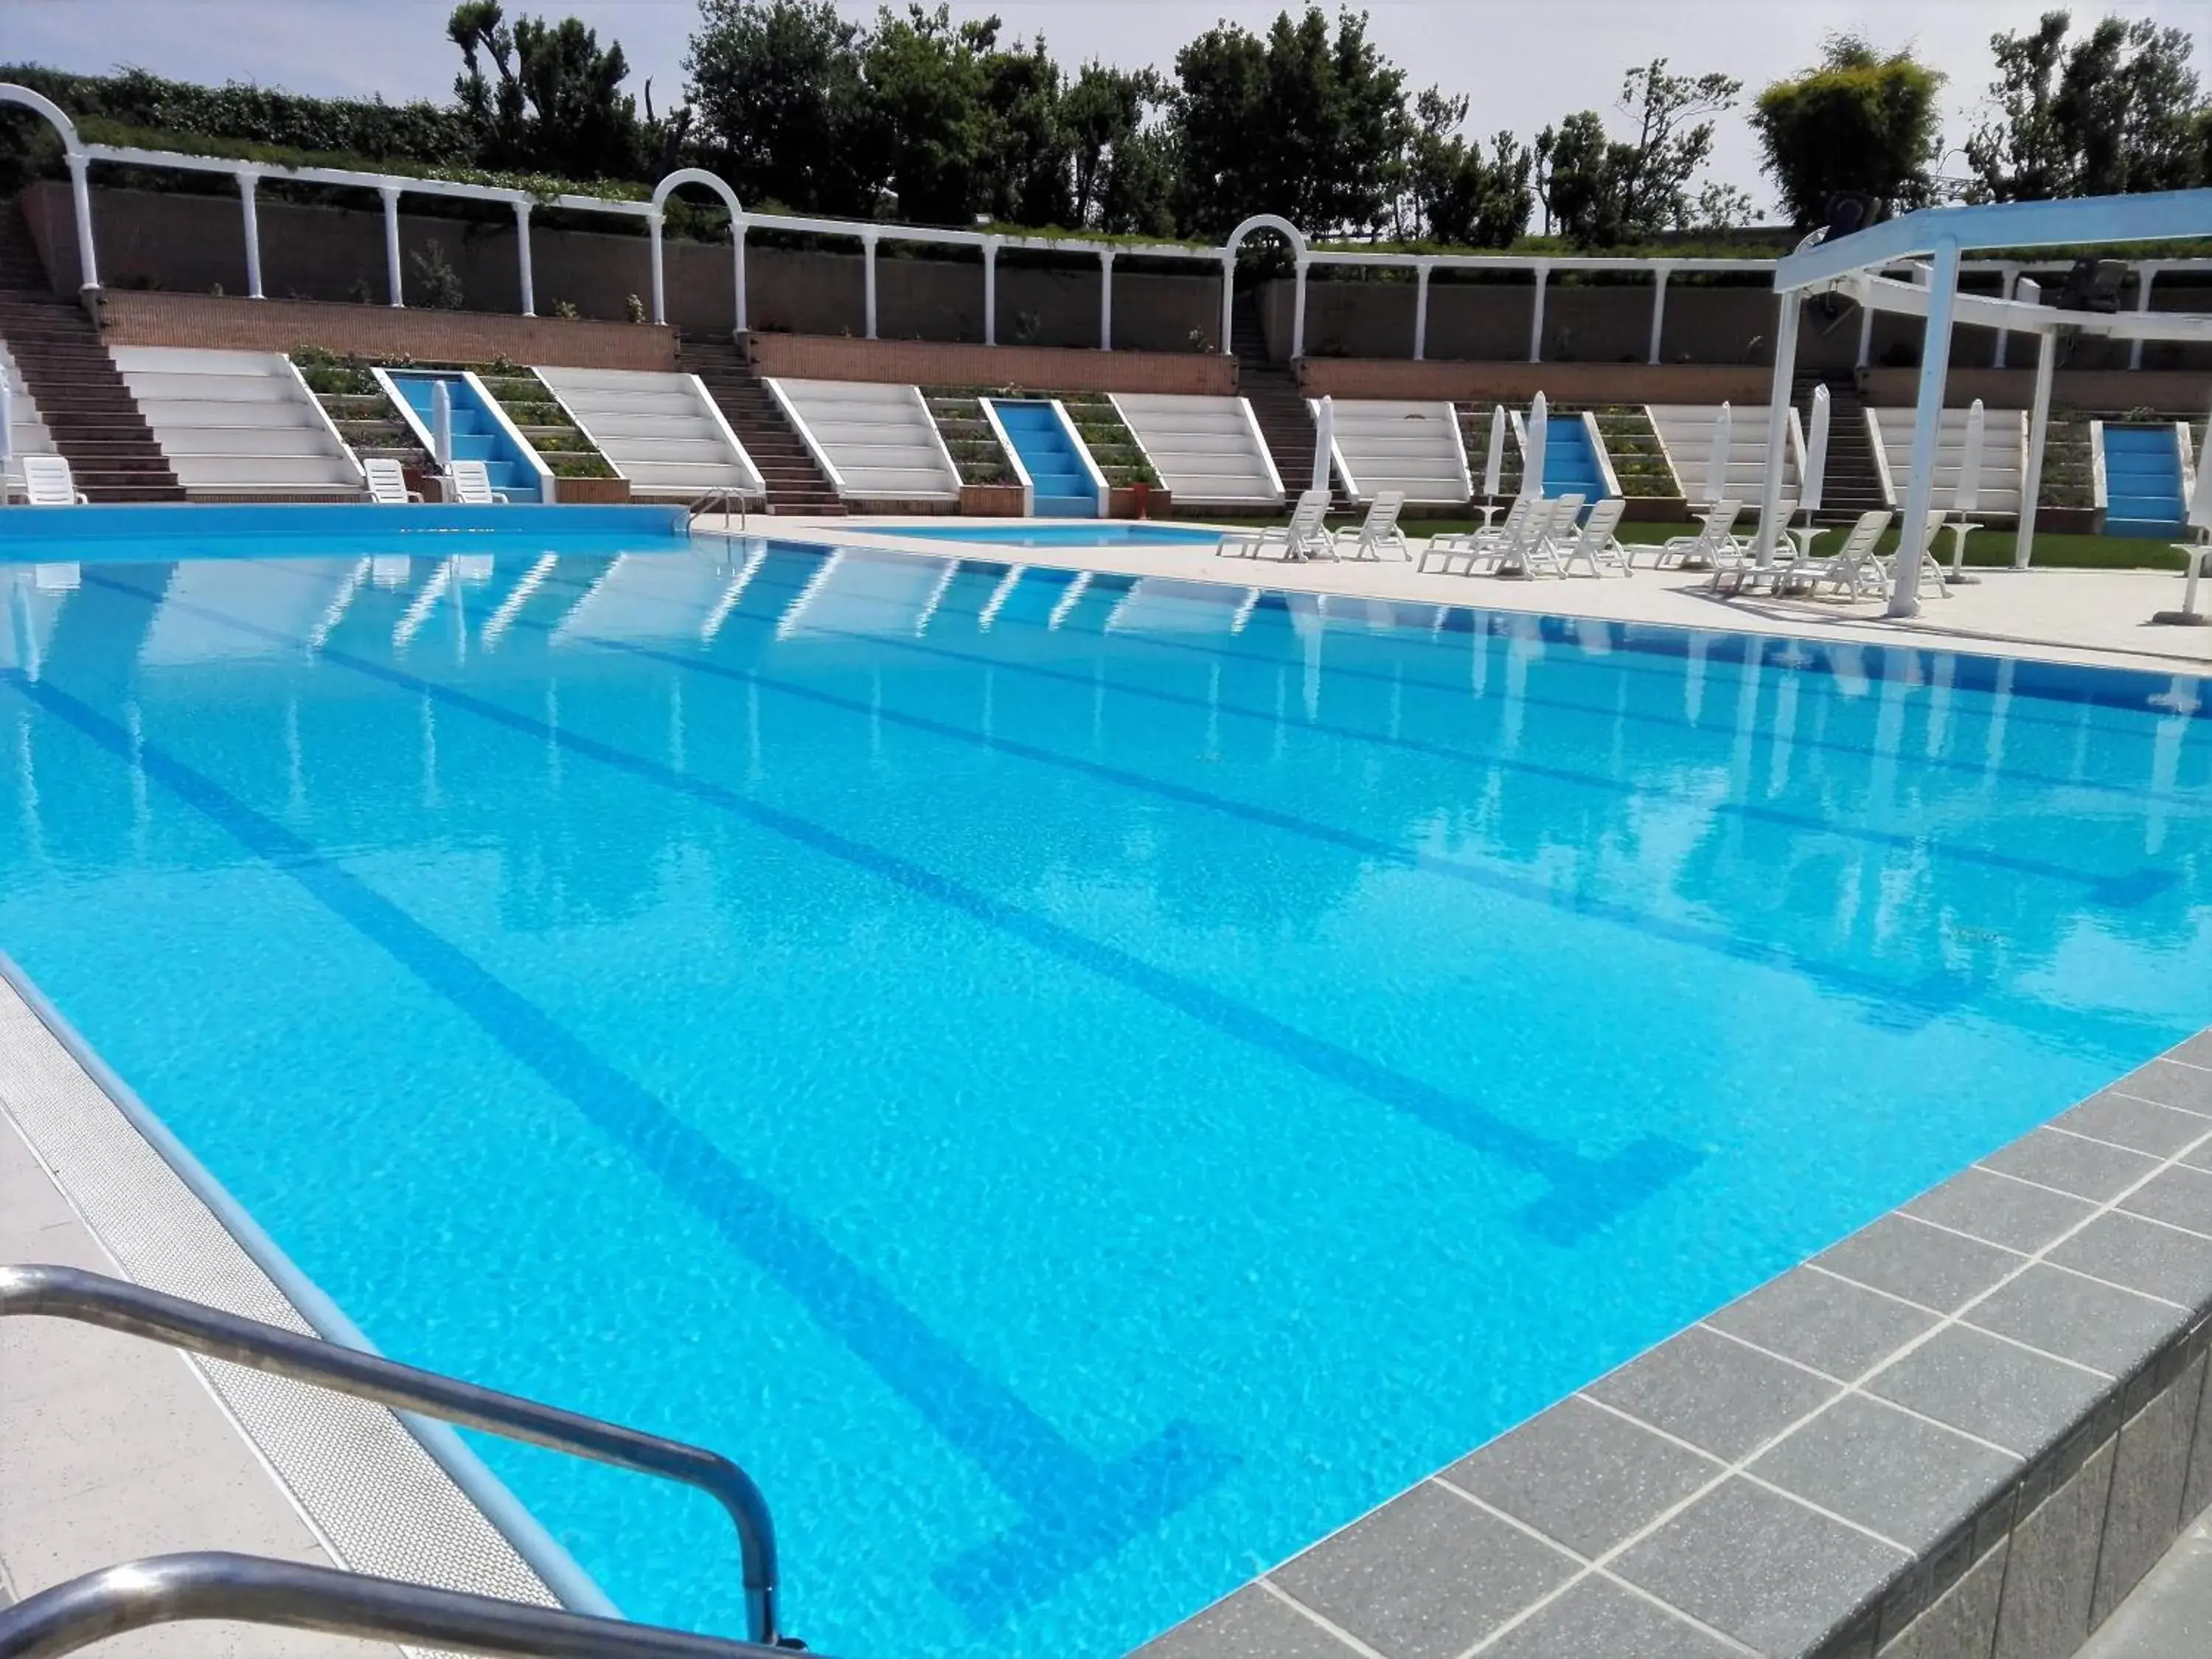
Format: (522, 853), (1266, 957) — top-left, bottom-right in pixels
(874, 522), (1223, 549)
(0, 530), (2205, 1658)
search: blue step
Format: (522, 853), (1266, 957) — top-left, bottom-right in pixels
(1540, 415), (1604, 498)
(989, 400), (1099, 516)
(2099, 425), (2185, 538)
(389, 372), (547, 502)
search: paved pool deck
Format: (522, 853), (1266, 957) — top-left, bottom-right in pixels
(735, 515), (2212, 683)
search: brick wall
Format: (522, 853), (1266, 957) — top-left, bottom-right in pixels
(746, 333), (1237, 393)
(1863, 367), (2212, 411)
(91, 290), (678, 369)
(1298, 358), (1778, 404)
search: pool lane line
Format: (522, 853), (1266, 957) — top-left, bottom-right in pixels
(524, 564), (2176, 909)
(0, 662), (1234, 1627)
(79, 568), (1700, 1245)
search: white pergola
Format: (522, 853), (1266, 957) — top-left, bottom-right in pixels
(1754, 189), (2212, 617)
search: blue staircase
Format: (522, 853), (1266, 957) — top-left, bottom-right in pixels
(2101, 424), (2186, 538)
(1540, 414), (1604, 500)
(988, 400), (1099, 517)
(389, 372), (545, 502)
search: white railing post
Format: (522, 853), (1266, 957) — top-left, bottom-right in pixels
(1857, 302), (1874, 370)
(983, 237), (998, 347)
(1528, 263), (1549, 364)
(1413, 260), (1430, 361)
(732, 214), (748, 333)
(1888, 236), (1963, 619)
(2130, 265), (2157, 370)
(863, 233), (878, 339)
(1992, 265), (2016, 368)
(2015, 322), (2056, 570)
(1099, 248), (1114, 351)
(380, 186), (404, 307)
(1648, 264), (1671, 364)
(514, 201), (535, 316)
(1220, 254), (1236, 354)
(238, 170), (264, 299)
(647, 210), (665, 325)
(1291, 256), (1308, 359)
(64, 153), (99, 291)
(1753, 293), (1801, 565)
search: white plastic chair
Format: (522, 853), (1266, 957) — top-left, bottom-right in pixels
(1330, 490), (1409, 562)
(1420, 495), (1536, 574)
(1218, 489), (1329, 561)
(364, 458), (422, 504)
(1795, 510), (1892, 597)
(19, 456), (87, 506)
(1506, 496), (1590, 577)
(1644, 501), (1743, 570)
(1551, 498), (1632, 578)
(447, 459), (509, 505)
(1879, 514), (1952, 600)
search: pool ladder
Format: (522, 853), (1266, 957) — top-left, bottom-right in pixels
(0, 1263), (805, 1659)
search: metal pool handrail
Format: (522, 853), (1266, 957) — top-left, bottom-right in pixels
(0, 1264), (788, 1647)
(0, 1551), (805, 1659)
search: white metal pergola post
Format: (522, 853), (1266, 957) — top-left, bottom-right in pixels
(1218, 254), (1236, 355)
(381, 187), (404, 307)
(731, 215), (748, 334)
(1290, 257), (1308, 359)
(983, 237), (998, 347)
(647, 210), (665, 324)
(64, 155), (99, 291)
(513, 201), (535, 316)
(237, 172), (263, 299)
(1888, 237), (1964, 617)
(1413, 260), (1431, 361)
(1528, 264), (1549, 363)
(1857, 305), (1874, 370)
(2131, 265), (2158, 370)
(1752, 293), (1802, 564)
(1648, 265), (1671, 364)
(862, 233), (878, 339)
(1992, 267), (2017, 367)
(2014, 320), (2056, 569)
(1099, 249), (1115, 351)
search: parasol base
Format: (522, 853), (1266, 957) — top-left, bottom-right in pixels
(2149, 609), (2211, 627)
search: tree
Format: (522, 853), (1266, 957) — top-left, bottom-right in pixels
(852, 4), (999, 224)
(1535, 60), (1740, 247)
(1966, 11), (2208, 201)
(448, 1), (650, 179)
(1402, 89), (1531, 247)
(977, 34), (1073, 227)
(685, 0), (873, 213)
(1170, 7), (1411, 238)
(1751, 35), (1944, 226)
(1061, 63), (1175, 233)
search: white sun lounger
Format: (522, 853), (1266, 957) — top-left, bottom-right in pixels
(18, 455), (88, 506)
(364, 458), (422, 504)
(1548, 497), (1632, 578)
(1644, 501), (1744, 570)
(1218, 489), (1329, 561)
(1419, 495), (1538, 574)
(447, 459), (510, 505)
(1330, 490), (1409, 561)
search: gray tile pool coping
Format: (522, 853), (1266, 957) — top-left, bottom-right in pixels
(1136, 1031), (2212, 1659)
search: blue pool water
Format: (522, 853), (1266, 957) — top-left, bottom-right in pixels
(886, 522), (1221, 548)
(0, 531), (2208, 1658)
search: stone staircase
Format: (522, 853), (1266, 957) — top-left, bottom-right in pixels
(1795, 372), (1885, 522)
(1231, 293), (1336, 506)
(0, 204), (183, 501)
(677, 335), (846, 515)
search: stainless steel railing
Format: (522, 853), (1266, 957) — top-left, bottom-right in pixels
(0, 1264), (789, 1647)
(0, 1552), (807, 1659)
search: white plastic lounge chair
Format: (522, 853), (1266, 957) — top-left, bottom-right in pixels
(1551, 498), (1632, 578)
(19, 456), (87, 506)
(1644, 502), (1743, 570)
(1506, 496), (1591, 577)
(447, 459), (509, 505)
(1792, 510), (1892, 597)
(1878, 514), (1952, 601)
(1330, 490), (1409, 562)
(1420, 495), (1537, 574)
(364, 458), (422, 504)
(1218, 489), (1329, 562)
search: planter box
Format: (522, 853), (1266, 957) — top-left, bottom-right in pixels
(554, 475), (631, 504)
(1107, 486), (1172, 519)
(1620, 495), (1691, 523)
(2038, 506), (2102, 536)
(960, 484), (1026, 517)
(400, 464), (437, 502)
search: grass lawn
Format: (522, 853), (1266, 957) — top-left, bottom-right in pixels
(1183, 513), (2199, 572)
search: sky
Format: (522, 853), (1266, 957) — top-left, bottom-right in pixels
(4, 0), (2210, 217)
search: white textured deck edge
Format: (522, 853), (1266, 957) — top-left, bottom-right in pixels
(0, 968), (561, 1638)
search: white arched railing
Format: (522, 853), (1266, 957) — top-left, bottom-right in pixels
(1220, 214), (1308, 357)
(0, 83), (97, 290)
(651, 167), (745, 333)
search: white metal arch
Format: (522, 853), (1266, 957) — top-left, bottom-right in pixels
(1220, 214), (1310, 358)
(0, 84), (97, 289)
(650, 167), (748, 332)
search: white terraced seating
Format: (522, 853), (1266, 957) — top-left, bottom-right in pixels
(111, 346), (361, 496)
(1866, 407), (2030, 519)
(0, 341), (60, 500)
(1321, 400), (1470, 507)
(764, 378), (959, 505)
(1110, 393), (1283, 509)
(1649, 406), (1802, 507)
(534, 367), (763, 502)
